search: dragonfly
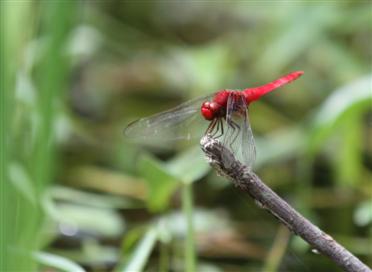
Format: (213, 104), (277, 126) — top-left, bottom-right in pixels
(125, 71), (304, 169)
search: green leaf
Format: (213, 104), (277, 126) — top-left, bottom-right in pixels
(255, 128), (305, 168)
(165, 146), (210, 184)
(313, 75), (371, 126)
(334, 114), (363, 186)
(309, 74), (372, 154)
(138, 154), (179, 212)
(34, 251), (85, 272)
(42, 190), (125, 238)
(8, 162), (36, 205)
(186, 44), (230, 93)
(121, 227), (158, 272)
(354, 200), (372, 227)
(50, 186), (142, 209)
(256, 5), (338, 76)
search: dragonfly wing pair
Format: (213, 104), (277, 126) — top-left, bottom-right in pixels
(222, 92), (256, 170)
(124, 95), (214, 143)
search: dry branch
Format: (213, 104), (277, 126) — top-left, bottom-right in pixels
(200, 135), (371, 272)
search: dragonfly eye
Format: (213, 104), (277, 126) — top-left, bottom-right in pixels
(201, 101), (219, 120)
(201, 102), (214, 120)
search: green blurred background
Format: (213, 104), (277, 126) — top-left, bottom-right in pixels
(1, 1), (371, 272)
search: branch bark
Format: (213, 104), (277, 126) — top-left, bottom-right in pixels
(200, 135), (371, 272)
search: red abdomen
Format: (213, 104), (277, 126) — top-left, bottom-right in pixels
(243, 71), (303, 103)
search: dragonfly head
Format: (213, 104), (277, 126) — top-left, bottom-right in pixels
(201, 101), (220, 120)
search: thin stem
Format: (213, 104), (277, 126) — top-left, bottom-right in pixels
(182, 183), (196, 272)
(0, 2), (8, 270)
(200, 135), (371, 272)
(159, 241), (169, 272)
(263, 225), (291, 272)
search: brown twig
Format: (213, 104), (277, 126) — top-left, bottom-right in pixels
(200, 135), (371, 272)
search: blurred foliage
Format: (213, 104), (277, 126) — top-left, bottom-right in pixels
(1, 1), (371, 272)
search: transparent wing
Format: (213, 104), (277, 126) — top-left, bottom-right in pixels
(240, 106), (256, 170)
(222, 92), (256, 169)
(124, 94), (214, 143)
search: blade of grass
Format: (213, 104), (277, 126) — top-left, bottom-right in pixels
(121, 227), (158, 272)
(263, 225), (291, 272)
(34, 251), (86, 272)
(159, 241), (170, 272)
(182, 183), (196, 272)
(1, 1), (35, 270)
(32, 1), (76, 194)
(1, 1), (77, 271)
(309, 74), (372, 154)
(0, 2), (10, 269)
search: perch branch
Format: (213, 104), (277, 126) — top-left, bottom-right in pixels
(200, 135), (371, 272)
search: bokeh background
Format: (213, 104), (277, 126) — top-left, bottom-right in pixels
(2, 1), (371, 272)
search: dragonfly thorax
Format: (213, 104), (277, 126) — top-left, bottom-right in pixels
(201, 90), (237, 120)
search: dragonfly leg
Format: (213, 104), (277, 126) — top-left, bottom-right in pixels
(206, 119), (217, 135)
(213, 118), (221, 137)
(205, 120), (213, 134)
(214, 118), (224, 139)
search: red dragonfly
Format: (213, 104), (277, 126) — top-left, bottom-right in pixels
(125, 71), (303, 169)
